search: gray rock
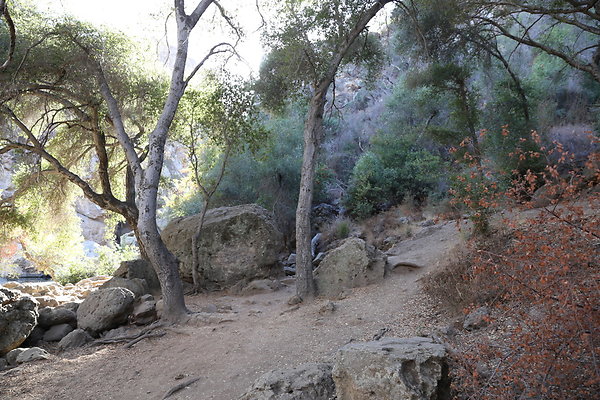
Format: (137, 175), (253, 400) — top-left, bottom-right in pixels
(15, 347), (49, 364)
(6, 348), (25, 366)
(58, 329), (93, 351)
(314, 237), (386, 298)
(463, 307), (490, 331)
(0, 288), (39, 355)
(333, 337), (450, 400)
(77, 288), (135, 333)
(286, 253), (297, 265)
(239, 363), (335, 400)
(23, 326), (46, 346)
(38, 307), (77, 328)
(283, 265), (296, 276)
(100, 277), (149, 299)
(0, 357), (7, 371)
(312, 252), (326, 266)
(130, 300), (157, 326)
(162, 204), (285, 291)
(43, 323), (74, 342)
(318, 301), (336, 315)
(61, 302), (80, 314)
(113, 259), (161, 294)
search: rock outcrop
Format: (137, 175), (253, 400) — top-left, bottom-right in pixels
(314, 237), (386, 298)
(239, 363), (336, 400)
(162, 204), (284, 290)
(77, 288), (135, 334)
(332, 337), (449, 400)
(0, 288), (38, 355)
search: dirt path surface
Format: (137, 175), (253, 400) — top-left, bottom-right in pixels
(1, 221), (464, 400)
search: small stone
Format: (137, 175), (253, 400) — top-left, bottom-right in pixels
(58, 329), (93, 351)
(287, 253), (297, 265)
(287, 295), (303, 306)
(318, 301), (336, 315)
(16, 347), (49, 364)
(6, 348), (26, 366)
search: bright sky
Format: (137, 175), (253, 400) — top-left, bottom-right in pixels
(35, 0), (266, 78)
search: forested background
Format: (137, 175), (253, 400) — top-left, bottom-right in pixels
(1, 0), (598, 282)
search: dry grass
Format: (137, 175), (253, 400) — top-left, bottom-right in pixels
(422, 226), (513, 313)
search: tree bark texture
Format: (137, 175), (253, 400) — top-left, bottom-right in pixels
(295, 89), (326, 299)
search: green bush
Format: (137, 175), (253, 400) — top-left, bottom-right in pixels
(346, 133), (442, 219)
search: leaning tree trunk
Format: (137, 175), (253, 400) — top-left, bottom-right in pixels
(295, 87), (327, 300)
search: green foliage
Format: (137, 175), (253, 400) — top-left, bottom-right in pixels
(256, 0), (386, 112)
(346, 133), (442, 219)
(54, 244), (139, 285)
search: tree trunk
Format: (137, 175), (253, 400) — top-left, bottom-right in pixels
(137, 190), (188, 320)
(295, 87), (327, 300)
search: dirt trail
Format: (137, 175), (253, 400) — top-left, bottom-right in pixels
(1, 221), (464, 400)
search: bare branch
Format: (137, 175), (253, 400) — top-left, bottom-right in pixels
(183, 42), (235, 85)
(0, 0), (16, 71)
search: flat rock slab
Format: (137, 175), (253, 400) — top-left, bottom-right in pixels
(333, 337), (449, 400)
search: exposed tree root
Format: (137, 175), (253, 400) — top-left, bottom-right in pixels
(93, 322), (165, 347)
(162, 377), (201, 399)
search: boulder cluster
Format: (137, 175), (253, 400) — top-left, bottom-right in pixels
(0, 261), (160, 371)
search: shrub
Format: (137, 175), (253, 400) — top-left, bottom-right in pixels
(346, 133), (442, 219)
(440, 137), (600, 399)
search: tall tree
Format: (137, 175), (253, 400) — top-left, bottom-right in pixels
(173, 73), (268, 292)
(0, 1), (238, 321)
(258, 0), (395, 300)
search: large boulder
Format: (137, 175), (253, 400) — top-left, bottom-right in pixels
(162, 204), (285, 290)
(113, 259), (161, 294)
(314, 237), (386, 298)
(239, 363), (335, 400)
(333, 337), (450, 400)
(77, 288), (135, 334)
(100, 277), (149, 299)
(0, 288), (38, 355)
